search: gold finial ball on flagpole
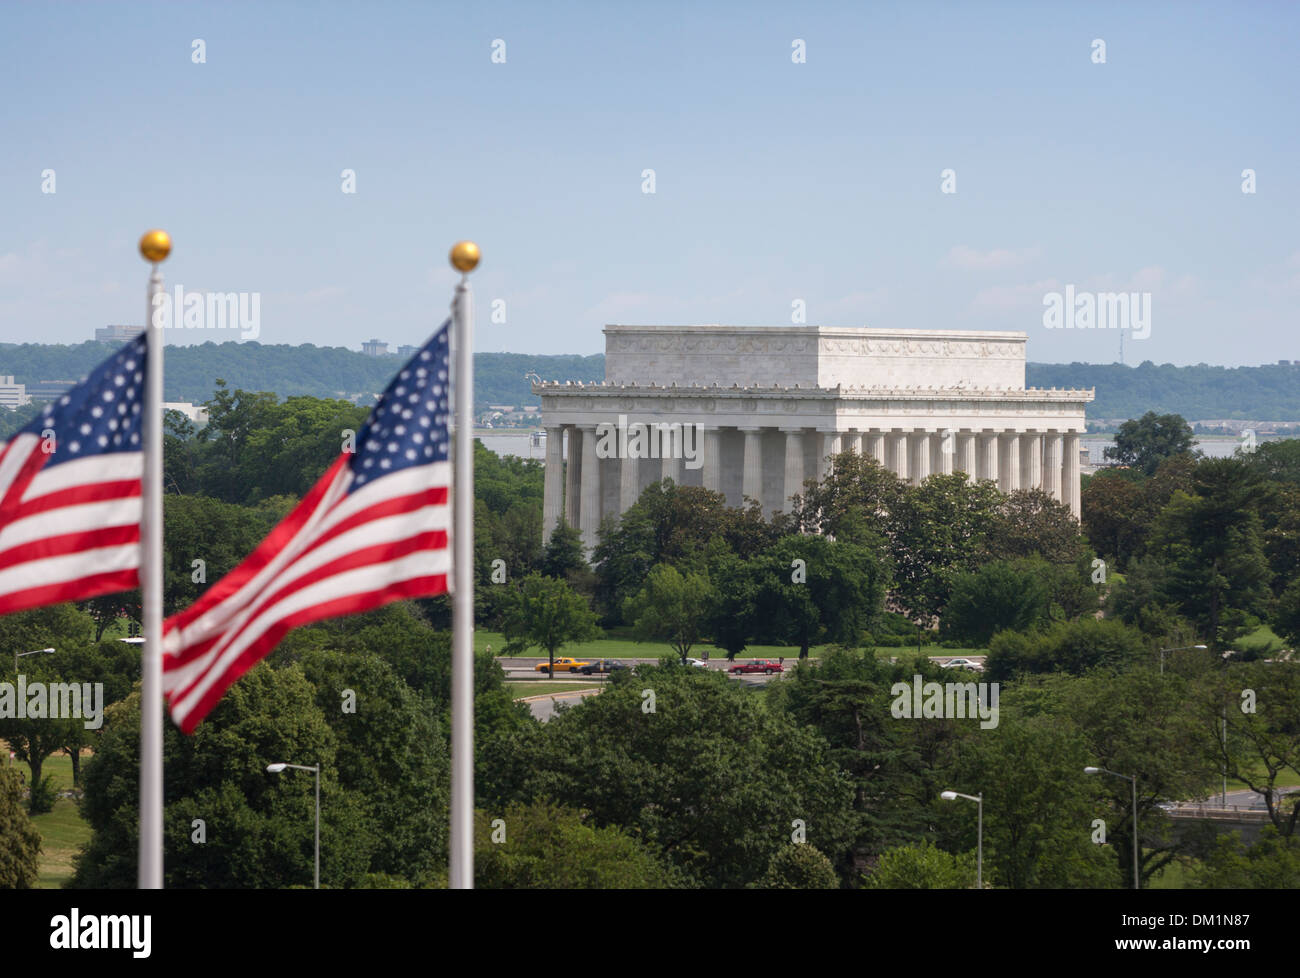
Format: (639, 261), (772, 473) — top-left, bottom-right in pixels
(449, 240), (480, 273)
(139, 230), (172, 263)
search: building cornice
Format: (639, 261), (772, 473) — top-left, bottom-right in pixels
(532, 381), (1094, 403)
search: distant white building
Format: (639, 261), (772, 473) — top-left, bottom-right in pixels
(396, 344), (419, 358)
(26, 380), (76, 402)
(361, 339), (389, 357)
(96, 325), (145, 344)
(0, 376), (29, 408)
(163, 402), (210, 425)
(536, 324), (1094, 552)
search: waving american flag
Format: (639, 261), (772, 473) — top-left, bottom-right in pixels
(0, 336), (147, 614)
(162, 320), (454, 733)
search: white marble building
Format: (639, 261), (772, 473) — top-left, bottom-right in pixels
(534, 325), (1094, 551)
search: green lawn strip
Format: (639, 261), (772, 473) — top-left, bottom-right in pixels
(507, 682), (601, 699)
(30, 796), (91, 888)
(474, 630), (976, 662)
(4, 751), (78, 792)
(1234, 623), (1285, 656)
(1148, 854), (1198, 889)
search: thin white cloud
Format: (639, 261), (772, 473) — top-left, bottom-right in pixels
(943, 245), (1041, 270)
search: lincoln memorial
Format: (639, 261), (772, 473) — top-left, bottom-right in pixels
(534, 325), (1094, 552)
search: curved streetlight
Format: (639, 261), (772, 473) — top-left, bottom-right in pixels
(14, 647), (55, 672)
(267, 762), (321, 889)
(1159, 644), (1207, 675)
(940, 790), (983, 889)
(1085, 766), (1139, 889)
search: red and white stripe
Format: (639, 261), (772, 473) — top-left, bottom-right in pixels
(0, 434), (142, 615)
(161, 455), (451, 733)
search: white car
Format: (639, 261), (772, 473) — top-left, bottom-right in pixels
(684, 658), (710, 668)
(941, 657), (983, 672)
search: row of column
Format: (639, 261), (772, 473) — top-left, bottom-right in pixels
(543, 425), (1082, 550)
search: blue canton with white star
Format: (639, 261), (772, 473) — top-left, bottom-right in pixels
(349, 318), (452, 491)
(19, 335), (147, 467)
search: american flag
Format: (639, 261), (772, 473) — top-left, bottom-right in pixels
(162, 320), (454, 733)
(0, 336), (146, 614)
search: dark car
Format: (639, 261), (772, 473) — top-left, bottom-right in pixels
(729, 660), (785, 675)
(579, 659), (628, 675)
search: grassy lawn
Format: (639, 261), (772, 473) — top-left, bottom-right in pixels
(1235, 623), (1287, 657)
(2, 752), (90, 889)
(1148, 855), (1199, 889)
(507, 682), (601, 698)
(30, 797), (91, 888)
(475, 630), (981, 661)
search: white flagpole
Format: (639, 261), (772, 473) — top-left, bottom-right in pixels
(449, 241), (479, 889)
(138, 230), (170, 889)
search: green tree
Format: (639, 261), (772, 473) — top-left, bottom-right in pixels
(500, 572), (600, 675)
(889, 474), (1002, 625)
(474, 801), (681, 888)
(1150, 459), (1271, 651)
(297, 648), (451, 880)
(790, 450), (904, 539)
(0, 604), (99, 809)
(504, 665), (855, 888)
(623, 564), (716, 664)
(863, 840), (981, 889)
(750, 844), (839, 889)
(705, 551), (758, 660)
(540, 518), (587, 581)
(73, 664), (375, 889)
(1192, 829), (1300, 888)
(940, 560), (1050, 646)
(984, 618), (1147, 681)
(0, 765), (42, 887)
(1082, 471), (1147, 569)
(942, 713), (1119, 888)
(1197, 662), (1300, 837)
(1104, 412), (1196, 475)
(750, 535), (887, 657)
(1054, 670), (1218, 887)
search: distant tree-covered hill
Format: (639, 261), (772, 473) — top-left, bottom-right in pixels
(1027, 361), (1300, 420)
(1, 341), (1297, 420)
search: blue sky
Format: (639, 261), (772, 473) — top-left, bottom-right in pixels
(1, 0), (1296, 365)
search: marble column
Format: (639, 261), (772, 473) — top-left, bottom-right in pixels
(978, 430), (999, 483)
(703, 427), (722, 492)
(866, 430), (886, 466)
(543, 425), (564, 541)
(821, 430), (840, 478)
(783, 428), (805, 507)
(1020, 431), (1042, 491)
(579, 424), (601, 553)
(661, 424), (681, 484)
(564, 425), (581, 527)
(888, 429), (909, 483)
(910, 431), (931, 485)
(844, 429), (863, 455)
(999, 432), (1021, 493)
(1043, 430), (1063, 501)
(1063, 431), (1081, 517)
(957, 430), (977, 479)
(741, 427), (763, 506)
(936, 427), (955, 475)
(619, 448), (640, 513)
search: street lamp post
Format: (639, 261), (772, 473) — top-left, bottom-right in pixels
(1158, 644), (1207, 675)
(267, 762), (321, 889)
(940, 790), (983, 889)
(1085, 766), (1139, 890)
(14, 647), (55, 672)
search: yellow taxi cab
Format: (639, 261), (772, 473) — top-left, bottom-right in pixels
(534, 657), (591, 674)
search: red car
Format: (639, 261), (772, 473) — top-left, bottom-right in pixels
(729, 660), (785, 675)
